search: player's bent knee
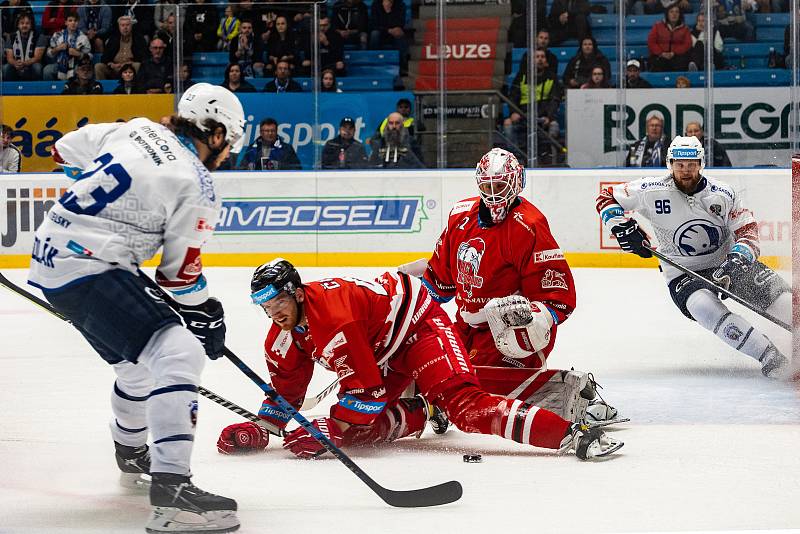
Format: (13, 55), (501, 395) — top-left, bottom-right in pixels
(685, 289), (728, 330)
(112, 361), (154, 397)
(138, 324), (206, 386)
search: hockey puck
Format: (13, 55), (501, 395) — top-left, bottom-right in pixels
(463, 454), (482, 463)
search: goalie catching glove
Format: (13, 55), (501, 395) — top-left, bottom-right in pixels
(485, 295), (554, 358)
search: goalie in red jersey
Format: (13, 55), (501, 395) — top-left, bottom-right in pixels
(216, 258), (623, 461)
(400, 148), (620, 425)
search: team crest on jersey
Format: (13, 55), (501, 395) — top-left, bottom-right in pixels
(541, 269), (568, 290)
(674, 219), (722, 256)
(710, 204), (722, 216)
(188, 400), (198, 427)
(456, 238), (486, 297)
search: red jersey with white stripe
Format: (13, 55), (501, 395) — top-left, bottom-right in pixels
(424, 197), (576, 326)
(263, 271), (427, 426)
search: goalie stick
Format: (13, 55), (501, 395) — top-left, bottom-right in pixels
(648, 248), (791, 332)
(1, 270), (463, 507)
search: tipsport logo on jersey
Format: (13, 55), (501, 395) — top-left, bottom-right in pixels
(215, 197), (428, 233)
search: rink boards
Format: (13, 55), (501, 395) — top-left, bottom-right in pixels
(0, 168), (790, 269)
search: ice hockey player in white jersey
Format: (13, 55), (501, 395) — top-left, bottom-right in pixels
(28, 83), (245, 533)
(596, 136), (791, 379)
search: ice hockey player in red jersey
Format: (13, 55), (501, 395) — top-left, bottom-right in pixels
(215, 258), (623, 461)
(597, 136), (791, 379)
(400, 148), (618, 425)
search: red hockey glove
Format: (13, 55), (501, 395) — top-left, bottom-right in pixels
(217, 422), (271, 454)
(282, 417), (343, 459)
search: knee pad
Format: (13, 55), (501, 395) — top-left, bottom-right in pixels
(138, 324), (206, 388)
(685, 289), (728, 331)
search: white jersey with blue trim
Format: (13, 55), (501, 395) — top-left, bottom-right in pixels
(600, 173), (757, 281)
(28, 117), (219, 305)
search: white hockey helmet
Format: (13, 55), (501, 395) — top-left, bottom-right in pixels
(178, 83), (246, 152)
(475, 147), (525, 224)
(667, 135), (705, 172)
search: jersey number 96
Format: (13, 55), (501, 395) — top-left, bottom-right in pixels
(654, 199), (671, 214)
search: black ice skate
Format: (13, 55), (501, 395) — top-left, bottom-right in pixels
(414, 394), (450, 436)
(146, 473), (239, 534)
(114, 441), (151, 490)
(581, 374), (628, 427)
(559, 423), (624, 460)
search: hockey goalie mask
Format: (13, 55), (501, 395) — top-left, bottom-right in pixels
(475, 148), (525, 224)
(667, 135), (705, 173)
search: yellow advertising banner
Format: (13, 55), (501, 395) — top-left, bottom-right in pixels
(0, 94), (174, 172)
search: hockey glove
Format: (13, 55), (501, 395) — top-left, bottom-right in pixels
(282, 417), (343, 459)
(610, 219), (652, 258)
(711, 247), (753, 295)
(176, 297), (226, 360)
(485, 295), (554, 358)
(217, 422), (271, 454)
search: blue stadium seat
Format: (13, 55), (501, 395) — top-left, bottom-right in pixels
(1, 81), (63, 95)
(754, 26), (785, 41)
(348, 64), (399, 77)
(343, 50), (400, 66)
(749, 12), (790, 26)
(192, 52), (230, 66)
(640, 68), (790, 87)
(99, 80), (118, 93)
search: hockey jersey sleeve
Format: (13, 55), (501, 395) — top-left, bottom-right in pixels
(261, 328), (315, 429)
(596, 180), (647, 231)
(318, 320), (389, 426)
(726, 190), (760, 260)
(154, 176), (220, 305)
(53, 122), (124, 176)
(514, 216), (576, 325)
(422, 220), (458, 302)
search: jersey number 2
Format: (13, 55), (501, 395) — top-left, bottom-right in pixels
(60, 153), (133, 216)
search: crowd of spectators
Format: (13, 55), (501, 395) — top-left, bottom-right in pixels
(0, 0), (410, 95)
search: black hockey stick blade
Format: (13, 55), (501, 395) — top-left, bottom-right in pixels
(197, 386), (285, 437)
(370, 479), (463, 508)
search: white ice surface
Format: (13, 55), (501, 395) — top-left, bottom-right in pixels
(1, 266), (798, 534)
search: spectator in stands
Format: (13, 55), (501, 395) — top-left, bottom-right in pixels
(143, 77), (165, 93)
(332, 0), (369, 50)
(235, 0), (276, 45)
(240, 118), (302, 170)
(508, 0), (547, 48)
(42, 0), (75, 36)
(265, 15), (297, 76)
(112, 62), (142, 93)
(221, 63), (257, 93)
(625, 114), (669, 167)
(321, 68), (342, 92)
(154, 12), (176, 62)
(784, 23), (793, 69)
(262, 59), (303, 92)
(628, 0), (690, 15)
(376, 97), (420, 139)
(689, 12), (724, 70)
(78, 0), (111, 53)
(112, 0), (154, 40)
(230, 19), (265, 78)
(61, 53), (103, 94)
(96, 15), (146, 80)
(504, 47), (563, 161)
(369, 0), (408, 72)
(179, 62), (195, 90)
(685, 121), (732, 167)
(647, 3), (692, 72)
(581, 66), (612, 88)
(183, 0), (219, 53)
(1, 0), (33, 43)
(547, 0), (590, 46)
(369, 112), (424, 169)
(563, 36), (611, 88)
(675, 74), (691, 87)
(715, 0), (757, 42)
(322, 117), (368, 169)
(313, 16), (345, 76)
(44, 11), (91, 81)
(1, 124), (22, 173)
(154, 0), (176, 35)
(217, 5), (239, 51)
(623, 59), (653, 88)
(3, 13), (47, 81)
(537, 29), (559, 77)
(135, 37), (172, 93)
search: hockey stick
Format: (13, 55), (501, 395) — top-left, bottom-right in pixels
(126, 271), (463, 508)
(648, 248), (791, 332)
(220, 347), (463, 508)
(0, 272), (287, 435)
(300, 376), (340, 411)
